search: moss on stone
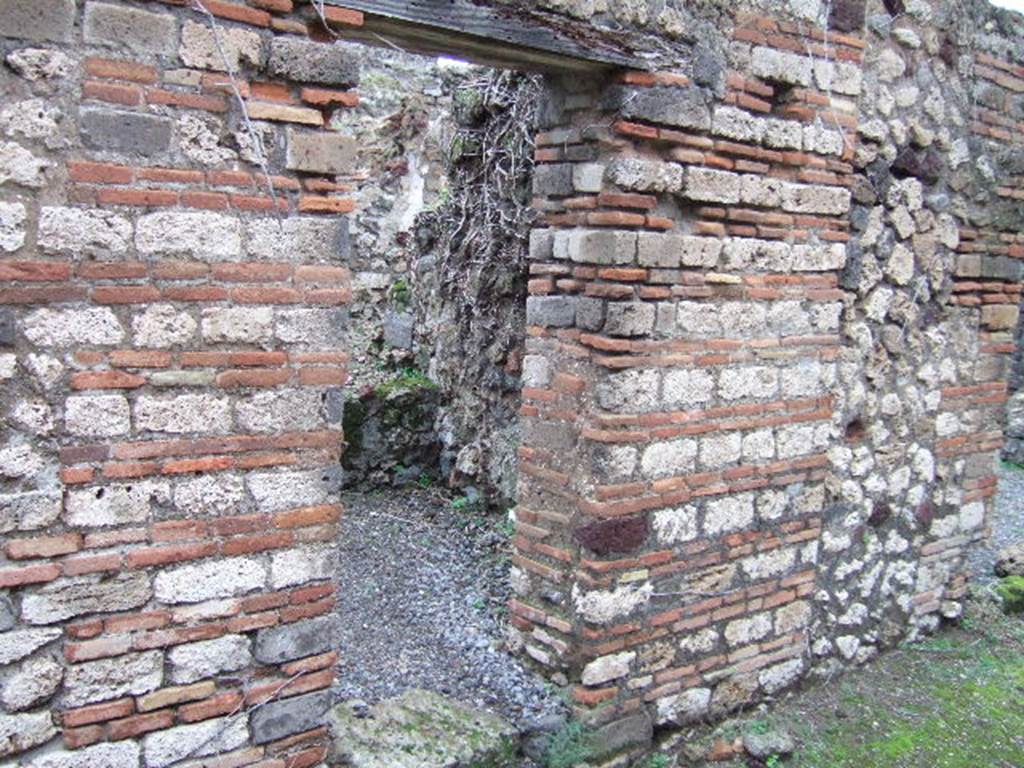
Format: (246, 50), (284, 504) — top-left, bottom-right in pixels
(996, 575), (1024, 614)
(374, 367), (436, 399)
(328, 689), (518, 768)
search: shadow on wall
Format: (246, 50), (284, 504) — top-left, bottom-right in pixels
(341, 367), (442, 488)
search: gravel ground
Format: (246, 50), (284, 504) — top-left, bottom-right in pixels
(968, 462), (1024, 583)
(334, 488), (566, 734)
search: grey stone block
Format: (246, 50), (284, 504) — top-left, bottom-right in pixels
(0, 309), (14, 347)
(981, 255), (1022, 281)
(323, 388), (345, 425)
(692, 42), (724, 88)
(607, 159), (683, 194)
(0, 0), (75, 42)
(606, 85), (711, 131)
(251, 690), (331, 744)
(383, 311), (414, 350)
(79, 108), (172, 156)
(0, 595), (14, 632)
(521, 419), (577, 453)
(22, 573), (152, 625)
(286, 129), (358, 174)
(267, 38), (360, 87)
(1008, 392), (1024, 436)
(590, 712), (653, 758)
(83, 2), (178, 54)
(604, 302), (655, 337)
(336, 216), (351, 260)
(564, 144), (598, 162)
(576, 297), (606, 332)
(255, 615), (337, 664)
(573, 163), (605, 193)
(532, 163), (573, 197)
(567, 230), (637, 265)
(528, 229), (554, 261)
(526, 296), (576, 328)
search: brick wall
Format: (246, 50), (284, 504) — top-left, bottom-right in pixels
(509, 0), (1024, 756)
(0, 0), (1022, 766)
(515, 26), (861, 739)
(0, 0), (360, 765)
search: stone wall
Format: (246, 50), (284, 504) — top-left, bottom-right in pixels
(0, 0), (1022, 766)
(0, 0), (359, 765)
(507, 0), (1024, 758)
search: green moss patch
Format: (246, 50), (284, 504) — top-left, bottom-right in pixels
(771, 595), (1024, 768)
(374, 367), (437, 399)
(996, 575), (1024, 614)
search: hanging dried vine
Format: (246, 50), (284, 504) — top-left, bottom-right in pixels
(438, 69), (542, 304)
(411, 69), (541, 504)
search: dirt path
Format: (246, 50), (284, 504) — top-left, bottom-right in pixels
(333, 488), (565, 733)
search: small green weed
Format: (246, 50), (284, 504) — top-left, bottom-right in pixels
(374, 367), (436, 398)
(545, 721), (592, 768)
(389, 279), (411, 309)
(426, 185), (451, 211)
(641, 754), (671, 768)
(765, 755), (782, 768)
(747, 719), (771, 735)
(1000, 459), (1024, 473)
(451, 494), (485, 523)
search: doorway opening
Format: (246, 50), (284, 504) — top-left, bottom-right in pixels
(329, 36), (570, 756)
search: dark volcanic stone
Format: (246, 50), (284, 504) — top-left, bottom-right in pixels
(916, 500), (935, 528)
(0, 309), (15, 347)
(891, 147), (943, 184)
(868, 502), (892, 528)
(250, 690), (331, 744)
(590, 712), (653, 758)
(0, 595), (14, 632)
(79, 108), (172, 156)
(830, 0), (867, 32)
(940, 37), (957, 66)
(574, 515), (649, 556)
(883, 0), (905, 16)
(267, 37), (360, 87)
(254, 615), (338, 664)
(605, 85), (711, 132)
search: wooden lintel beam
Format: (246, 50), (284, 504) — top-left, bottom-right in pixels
(321, 0), (639, 72)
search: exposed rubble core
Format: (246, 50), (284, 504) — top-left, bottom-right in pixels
(0, 0), (1021, 766)
(415, 69), (541, 505)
